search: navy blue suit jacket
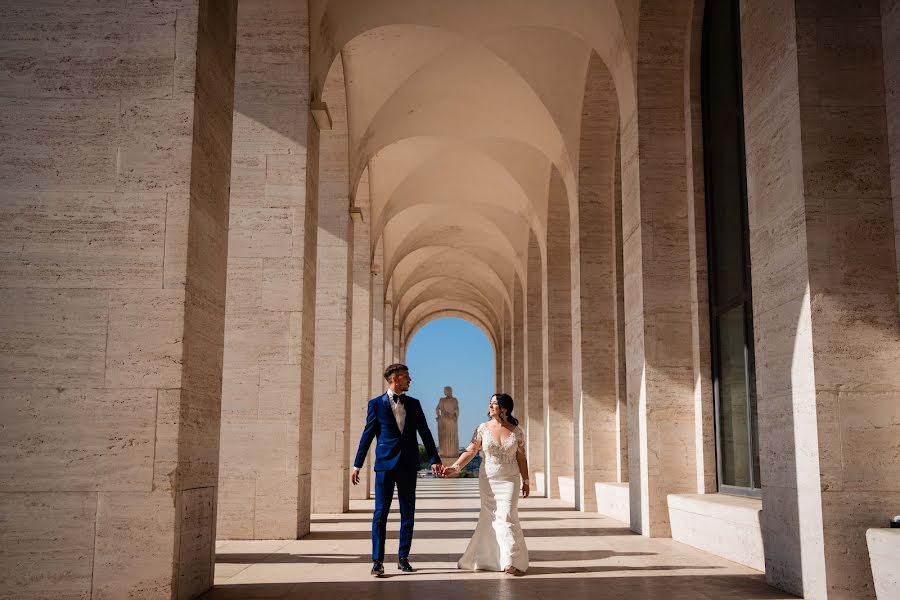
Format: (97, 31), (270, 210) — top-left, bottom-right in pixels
(353, 393), (441, 472)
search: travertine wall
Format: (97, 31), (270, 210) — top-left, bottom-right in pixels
(0, 1), (237, 597)
(741, 2), (900, 597)
(544, 171), (575, 500)
(571, 53), (620, 511)
(217, 0), (314, 541)
(312, 54), (353, 514)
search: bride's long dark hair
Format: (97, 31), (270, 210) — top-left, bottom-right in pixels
(491, 393), (519, 427)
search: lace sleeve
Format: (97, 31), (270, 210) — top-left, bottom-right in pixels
(516, 426), (526, 452)
(467, 423), (483, 451)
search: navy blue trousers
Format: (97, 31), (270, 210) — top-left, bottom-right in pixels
(372, 467), (417, 561)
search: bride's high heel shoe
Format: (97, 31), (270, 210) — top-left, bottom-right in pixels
(504, 565), (524, 576)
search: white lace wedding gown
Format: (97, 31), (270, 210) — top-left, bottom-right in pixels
(457, 422), (529, 572)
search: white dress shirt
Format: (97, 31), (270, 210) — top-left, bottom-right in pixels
(388, 390), (406, 432)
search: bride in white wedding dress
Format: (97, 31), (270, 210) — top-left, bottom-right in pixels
(443, 393), (530, 575)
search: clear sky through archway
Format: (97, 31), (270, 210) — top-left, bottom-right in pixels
(405, 318), (496, 454)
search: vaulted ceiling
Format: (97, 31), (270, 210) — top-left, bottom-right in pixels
(310, 0), (639, 348)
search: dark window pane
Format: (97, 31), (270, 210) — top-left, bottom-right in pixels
(717, 306), (751, 488)
(703, 0), (760, 494)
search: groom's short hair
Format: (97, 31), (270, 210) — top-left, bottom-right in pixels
(383, 363), (408, 381)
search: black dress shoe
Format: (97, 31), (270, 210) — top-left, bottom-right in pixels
(397, 557), (415, 572)
(371, 560), (384, 577)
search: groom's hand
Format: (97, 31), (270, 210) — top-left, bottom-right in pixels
(431, 462), (443, 477)
(350, 469), (360, 486)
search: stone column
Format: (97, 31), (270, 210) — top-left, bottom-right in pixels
(526, 233), (547, 494)
(613, 133), (629, 483)
(368, 246), (385, 497)
(384, 300), (394, 365)
(623, 0), (700, 537)
(0, 2), (237, 598)
(884, 0), (900, 314)
(392, 323), (401, 363)
(512, 277), (526, 424)
(543, 171), (575, 501)
(311, 55), (353, 515)
(571, 54), (619, 511)
(218, 0), (314, 541)
(349, 193), (372, 502)
(502, 307), (513, 393)
(741, 2), (900, 596)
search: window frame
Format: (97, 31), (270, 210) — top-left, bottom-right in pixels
(701, 0), (761, 498)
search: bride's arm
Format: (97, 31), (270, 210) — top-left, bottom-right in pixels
(445, 442), (478, 476)
(515, 433), (530, 497)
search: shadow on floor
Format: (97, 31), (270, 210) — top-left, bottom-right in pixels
(215, 549), (657, 565)
(310, 515), (608, 524)
(199, 574), (795, 600)
(300, 527), (628, 541)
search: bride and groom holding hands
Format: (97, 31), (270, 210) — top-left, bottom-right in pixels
(350, 363), (530, 577)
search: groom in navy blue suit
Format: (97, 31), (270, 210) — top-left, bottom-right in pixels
(351, 363), (443, 577)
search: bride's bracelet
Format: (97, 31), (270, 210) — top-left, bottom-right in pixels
(522, 478), (530, 486)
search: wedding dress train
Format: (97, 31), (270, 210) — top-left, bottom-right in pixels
(457, 422), (529, 572)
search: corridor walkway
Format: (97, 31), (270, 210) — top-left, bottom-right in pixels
(202, 479), (794, 599)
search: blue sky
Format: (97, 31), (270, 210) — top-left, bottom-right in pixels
(405, 318), (495, 453)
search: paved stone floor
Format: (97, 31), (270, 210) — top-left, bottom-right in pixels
(203, 479), (796, 599)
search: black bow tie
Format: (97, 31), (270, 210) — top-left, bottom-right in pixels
(392, 394), (405, 405)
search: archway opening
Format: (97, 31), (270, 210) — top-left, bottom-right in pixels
(404, 317), (496, 467)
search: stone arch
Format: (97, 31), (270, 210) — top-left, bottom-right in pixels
(397, 277), (501, 337)
(403, 309), (499, 356)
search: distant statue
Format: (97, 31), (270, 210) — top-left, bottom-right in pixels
(436, 386), (459, 458)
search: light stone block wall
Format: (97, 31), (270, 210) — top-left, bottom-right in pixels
(571, 52), (620, 512)
(866, 529), (900, 599)
(312, 53), (353, 515)
(668, 493), (765, 571)
(543, 171), (575, 500)
(741, 1), (900, 597)
(595, 482), (631, 524)
(0, 2), (237, 597)
(217, 0), (314, 541)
